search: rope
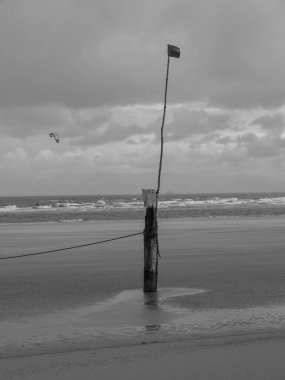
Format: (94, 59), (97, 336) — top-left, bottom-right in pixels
(143, 228), (161, 258)
(143, 228), (157, 238)
(0, 231), (143, 261)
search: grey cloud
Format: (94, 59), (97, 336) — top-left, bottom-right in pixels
(176, 0), (285, 108)
(74, 123), (144, 146)
(237, 133), (259, 145)
(1, 0), (285, 110)
(126, 135), (153, 145)
(217, 136), (235, 144)
(247, 139), (285, 158)
(0, 106), (67, 137)
(237, 132), (285, 158)
(0, 0), (180, 108)
(204, 114), (232, 133)
(166, 109), (232, 141)
(168, 110), (208, 140)
(251, 114), (285, 137)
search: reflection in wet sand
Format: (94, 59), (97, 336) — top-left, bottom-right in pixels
(77, 287), (206, 330)
(0, 288), (205, 356)
(87, 288), (285, 338)
(145, 324), (161, 334)
(2, 287), (285, 358)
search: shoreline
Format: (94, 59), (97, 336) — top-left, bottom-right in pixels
(2, 212), (285, 232)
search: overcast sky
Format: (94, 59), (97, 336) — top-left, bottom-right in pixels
(2, 0), (285, 195)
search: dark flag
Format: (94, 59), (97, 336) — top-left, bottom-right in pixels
(168, 44), (180, 58)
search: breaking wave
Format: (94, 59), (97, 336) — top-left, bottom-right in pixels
(1, 192), (285, 223)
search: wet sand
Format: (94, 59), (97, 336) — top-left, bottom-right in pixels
(1, 217), (285, 378)
(2, 336), (285, 380)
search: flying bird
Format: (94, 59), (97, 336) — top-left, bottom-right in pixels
(49, 132), (60, 143)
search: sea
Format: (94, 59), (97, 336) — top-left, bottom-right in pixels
(1, 192), (285, 224)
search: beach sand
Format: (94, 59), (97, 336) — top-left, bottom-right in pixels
(1, 217), (285, 378)
(2, 335), (285, 380)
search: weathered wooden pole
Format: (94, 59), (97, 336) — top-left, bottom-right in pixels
(157, 44), (180, 199)
(156, 52), (170, 199)
(142, 189), (158, 292)
(142, 44), (180, 293)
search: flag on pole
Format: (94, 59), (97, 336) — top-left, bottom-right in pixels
(168, 44), (180, 58)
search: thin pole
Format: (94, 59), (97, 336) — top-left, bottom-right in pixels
(156, 53), (170, 205)
(142, 45), (179, 292)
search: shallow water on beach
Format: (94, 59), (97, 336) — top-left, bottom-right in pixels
(2, 285), (285, 358)
(68, 287), (285, 338)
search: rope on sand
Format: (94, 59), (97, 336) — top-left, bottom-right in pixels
(0, 231), (143, 261)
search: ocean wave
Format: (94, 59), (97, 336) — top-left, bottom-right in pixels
(2, 195), (285, 213)
(0, 205), (18, 211)
(59, 219), (84, 223)
(2, 193), (285, 227)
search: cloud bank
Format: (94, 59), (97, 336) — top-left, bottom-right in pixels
(1, 0), (285, 195)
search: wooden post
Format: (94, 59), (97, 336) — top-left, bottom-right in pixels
(142, 189), (158, 292)
(157, 53), (170, 197)
(141, 45), (180, 293)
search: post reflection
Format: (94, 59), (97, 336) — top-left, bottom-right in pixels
(143, 292), (161, 333)
(144, 291), (159, 307)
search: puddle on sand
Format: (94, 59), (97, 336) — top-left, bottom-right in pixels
(74, 287), (206, 330)
(73, 287), (285, 340)
(0, 287), (206, 356)
(2, 287), (285, 357)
